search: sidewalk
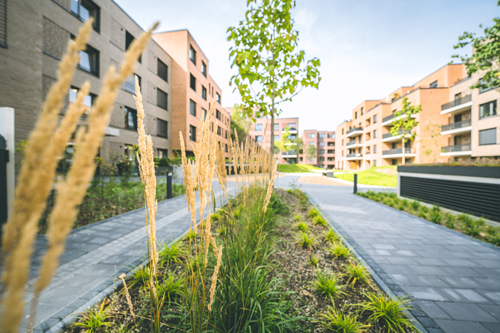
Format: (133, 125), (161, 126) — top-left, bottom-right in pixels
(277, 175), (500, 333)
(24, 182), (231, 333)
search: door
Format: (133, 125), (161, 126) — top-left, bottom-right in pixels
(454, 114), (462, 123)
(454, 136), (462, 146)
(349, 161), (358, 170)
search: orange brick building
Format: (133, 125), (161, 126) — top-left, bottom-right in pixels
(153, 30), (231, 157)
(300, 130), (335, 169)
(335, 64), (465, 170)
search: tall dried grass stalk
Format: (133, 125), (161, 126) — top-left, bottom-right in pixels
(134, 76), (158, 274)
(263, 160), (278, 213)
(207, 245), (223, 312)
(0, 21), (157, 333)
(119, 273), (136, 319)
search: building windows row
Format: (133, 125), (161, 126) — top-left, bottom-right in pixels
(157, 88), (168, 110)
(125, 106), (137, 130)
(157, 118), (168, 138)
(479, 128), (497, 145)
(190, 74), (196, 91)
(71, 0), (100, 33)
(124, 74), (141, 95)
(309, 133), (315, 138)
(479, 100), (497, 120)
(69, 86), (96, 116)
(189, 45), (196, 65)
(125, 31), (142, 63)
(158, 59), (168, 82)
(76, 40), (99, 77)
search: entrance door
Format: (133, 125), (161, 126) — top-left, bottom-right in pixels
(454, 136), (462, 146)
(349, 161), (358, 170)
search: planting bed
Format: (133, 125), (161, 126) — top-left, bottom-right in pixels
(65, 188), (417, 333)
(359, 191), (500, 248)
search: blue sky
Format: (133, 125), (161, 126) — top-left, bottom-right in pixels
(115, 0), (499, 132)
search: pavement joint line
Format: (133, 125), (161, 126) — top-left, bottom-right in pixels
(306, 189), (429, 333)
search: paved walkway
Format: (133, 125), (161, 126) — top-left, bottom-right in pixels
(276, 175), (500, 333)
(24, 181), (234, 333)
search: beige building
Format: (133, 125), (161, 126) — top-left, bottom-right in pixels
(0, 0), (173, 163)
(300, 130), (335, 169)
(440, 71), (500, 159)
(336, 64), (467, 170)
(248, 117), (299, 164)
(153, 30), (231, 158)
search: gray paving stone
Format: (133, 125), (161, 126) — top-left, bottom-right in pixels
(433, 319), (492, 333)
(481, 322), (500, 332)
(379, 264), (417, 275)
(414, 258), (449, 266)
(439, 288), (490, 303)
(436, 302), (498, 322)
(401, 286), (448, 301)
(415, 301), (452, 319)
(479, 304), (500, 321)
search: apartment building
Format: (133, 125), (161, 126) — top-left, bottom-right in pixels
(300, 130), (335, 169)
(153, 30), (231, 158)
(335, 64), (465, 170)
(0, 0), (173, 163)
(248, 117), (299, 164)
(440, 70), (500, 159)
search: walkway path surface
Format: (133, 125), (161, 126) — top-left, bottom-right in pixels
(24, 181), (234, 333)
(276, 175), (500, 333)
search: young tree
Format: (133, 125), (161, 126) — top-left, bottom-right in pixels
(305, 144), (317, 162)
(227, 0), (321, 172)
(390, 97), (421, 165)
(274, 126), (293, 153)
(451, 1), (500, 90)
(229, 104), (252, 142)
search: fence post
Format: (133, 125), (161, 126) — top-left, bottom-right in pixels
(167, 170), (172, 199)
(353, 174), (358, 194)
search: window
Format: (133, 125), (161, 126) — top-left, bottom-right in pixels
(217, 126), (221, 136)
(329, 134), (335, 139)
(319, 133), (325, 139)
(202, 61), (207, 77)
(274, 124), (279, 131)
(309, 142), (315, 146)
(126, 31), (141, 63)
(373, 160), (376, 167)
(309, 158), (314, 162)
(71, 0), (100, 32)
(455, 93), (462, 101)
(430, 80), (438, 88)
(288, 134), (296, 141)
(157, 88), (168, 110)
(342, 151), (344, 156)
(361, 107), (364, 116)
(255, 124), (263, 131)
(216, 110), (222, 120)
(341, 139), (344, 146)
(355, 112), (357, 119)
(479, 77), (495, 93)
(190, 74), (196, 91)
(202, 108), (207, 120)
(189, 125), (197, 141)
(189, 45), (196, 64)
(319, 142), (325, 147)
(373, 115), (377, 123)
(319, 157), (325, 162)
(342, 129), (344, 135)
(256, 135), (263, 143)
(216, 92), (221, 104)
(69, 87), (96, 116)
(479, 128), (497, 145)
(124, 74), (140, 94)
(274, 135), (279, 141)
(479, 101), (497, 119)
(124, 106), (137, 130)
(288, 123), (297, 129)
(225, 130), (228, 139)
(319, 149), (325, 154)
(202, 86), (207, 100)
(189, 99), (196, 116)
(225, 144), (228, 152)
(158, 59), (168, 82)
(328, 142), (335, 147)
(157, 118), (168, 138)
(328, 149), (334, 154)
(373, 130), (377, 139)
(373, 144), (377, 153)
(157, 149), (168, 159)
(309, 133), (315, 138)
(78, 43), (99, 76)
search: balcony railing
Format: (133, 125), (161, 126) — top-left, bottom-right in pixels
(441, 95), (472, 111)
(346, 140), (361, 146)
(282, 150), (297, 156)
(382, 114), (395, 123)
(382, 148), (413, 155)
(346, 127), (363, 135)
(382, 130), (409, 139)
(441, 118), (472, 132)
(346, 153), (362, 158)
(441, 144), (471, 153)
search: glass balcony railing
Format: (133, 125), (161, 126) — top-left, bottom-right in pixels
(382, 130), (409, 139)
(346, 140), (361, 146)
(441, 118), (471, 132)
(441, 144), (471, 153)
(346, 153), (362, 158)
(441, 95), (472, 111)
(346, 127), (363, 135)
(382, 148), (413, 155)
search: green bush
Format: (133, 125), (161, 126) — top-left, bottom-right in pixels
(313, 215), (327, 227)
(330, 242), (351, 259)
(296, 232), (315, 249)
(359, 293), (416, 333)
(411, 200), (420, 210)
(313, 270), (346, 298)
(429, 211), (443, 224)
(319, 305), (370, 333)
(308, 207), (320, 218)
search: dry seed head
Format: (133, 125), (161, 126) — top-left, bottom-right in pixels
(208, 245), (223, 311)
(263, 160), (278, 213)
(119, 273), (136, 319)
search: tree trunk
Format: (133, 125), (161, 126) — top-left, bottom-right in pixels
(270, 100), (275, 178)
(402, 138), (406, 165)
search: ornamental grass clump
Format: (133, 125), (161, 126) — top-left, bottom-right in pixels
(344, 261), (371, 288)
(330, 242), (351, 259)
(319, 304), (370, 333)
(324, 229), (340, 243)
(296, 221), (308, 232)
(313, 214), (328, 227)
(313, 269), (346, 298)
(309, 207), (320, 218)
(429, 210), (443, 224)
(296, 232), (315, 249)
(0, 18), (156, 333)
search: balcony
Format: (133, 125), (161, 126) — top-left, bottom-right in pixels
(381, 130), (411, 143)
(381, 113), (417, 126)
(440, 118), (472, 135)
(440, 144), (472, 157)
(346, 140), (363, 148)
(346, 127), (363, 138)
(441, 95), (472, 115)
(346, 153), (363, 160)
(382, 147), (416, 158)
(282, 150), (297, 157)
(284, 127), (298, 134)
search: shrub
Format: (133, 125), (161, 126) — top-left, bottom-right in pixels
(401, 199), (409, 208)
(319, 305), (370, 333)
(417, 210), (427, 220)
(446, 216), (456, 229)
(73, 300), (112, 333)
(324, 229), (339, 243)
(296, 232), (315, 249)
(293, 214), (302, 222)
(313, 270), (345, 298)
(130, 265), (151, 288)
(359, 293), (415, 333)
(465, 222), (481, 237)
(458, 213), (473, 226)
(489, 235), (500, 246)
(309, 254), (319, 267)
(421, 206), (429, 214)
(411, 200), (420, 210)
(211, 212), (220, 222)
(388, 192), (397, 199)
(397, 203), (405, 211)
(429, 211), (443, 224)
(309, 207), (320, 218)
(183, 230), (196, 241)
(159, 241), (185, 265)
(158, 275), (183, 302)
(344, 262), (371, 288)
(313, 215), (327, 227)
(432, 205), (441, 213)
(217, 226), (226, 237)
(486, 225), (498, 236)
(330, 242), (351, 259)
(296, 222), (308, 232)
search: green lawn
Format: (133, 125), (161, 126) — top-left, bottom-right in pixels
(278, 164), (324, 173)
(334, 166), (397, 187)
